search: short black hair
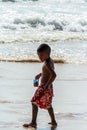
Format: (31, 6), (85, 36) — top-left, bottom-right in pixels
(37, 44), (51, 54)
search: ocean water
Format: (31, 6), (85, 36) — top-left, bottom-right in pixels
(0, 0), (87, 63)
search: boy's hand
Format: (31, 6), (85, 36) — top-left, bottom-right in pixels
(35, 73), (41, 79)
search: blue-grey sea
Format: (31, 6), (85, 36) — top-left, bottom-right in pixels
(0, 0), (87, 63)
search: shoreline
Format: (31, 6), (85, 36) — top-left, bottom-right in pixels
(0, 58), (65, 63)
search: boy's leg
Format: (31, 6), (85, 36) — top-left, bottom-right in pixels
(23, 103), (38, 128)
(31, 103), (38, 124)
(47, 106), (57, 126)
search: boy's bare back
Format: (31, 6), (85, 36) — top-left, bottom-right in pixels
(41, 57), (55, 85)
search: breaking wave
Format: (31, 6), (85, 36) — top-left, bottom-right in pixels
(2, 14), (87, 32)
(0, 0), (87, 64)
(1, 14), (87, 44)
(0, 0), (87, 43)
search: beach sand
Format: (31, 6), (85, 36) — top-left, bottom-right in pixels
(0, 62), (87, 130)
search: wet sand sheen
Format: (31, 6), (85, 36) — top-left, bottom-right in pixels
(0, 62), (87, 130)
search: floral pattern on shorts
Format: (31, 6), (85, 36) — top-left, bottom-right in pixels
(31, 85), (53, 109)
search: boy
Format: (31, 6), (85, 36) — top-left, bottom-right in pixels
(23, 44), (57, 128)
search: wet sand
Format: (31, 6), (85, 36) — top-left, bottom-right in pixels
(0, 62), (87, 130)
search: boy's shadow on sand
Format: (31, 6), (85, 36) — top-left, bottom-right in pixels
(39, 126), (57, 130)
(26, 126), (58, 130)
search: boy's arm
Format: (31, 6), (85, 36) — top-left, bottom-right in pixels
(44, 65), (56, 91)
(35, 73), (42, 79)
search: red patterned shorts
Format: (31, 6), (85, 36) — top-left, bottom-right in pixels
(31, 84), (54, 109)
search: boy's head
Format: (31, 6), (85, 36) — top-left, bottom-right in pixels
(37, 44), (51, 62)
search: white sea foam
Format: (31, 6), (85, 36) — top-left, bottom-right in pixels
(0, 0), (87, 63)
(0, 0), (87, 43)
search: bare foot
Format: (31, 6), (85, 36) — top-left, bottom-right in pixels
(48, 121), (57, 127)
(23, 123), (37, 128)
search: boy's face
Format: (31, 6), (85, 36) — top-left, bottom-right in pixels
(37, 52), (49, 62)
